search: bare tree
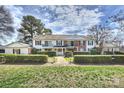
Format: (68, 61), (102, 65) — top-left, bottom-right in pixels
(109, 10), (124, 46)
(0, 6), (14, 45)
(109, 10), (124, 32)
(88, 25), (113, 54)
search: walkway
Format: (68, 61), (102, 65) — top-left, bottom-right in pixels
(53, 56), (70, 66)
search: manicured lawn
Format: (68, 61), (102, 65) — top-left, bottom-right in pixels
(0, 65), (124, 88)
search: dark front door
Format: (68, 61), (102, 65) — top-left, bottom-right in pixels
(71, 41), (74, 46)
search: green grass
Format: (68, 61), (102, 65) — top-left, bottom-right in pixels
(0, 65), (124, 88)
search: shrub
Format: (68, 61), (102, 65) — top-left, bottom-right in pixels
(90, 49), (100, 55)
(0, 54), (48, 64)
(114, 52), (124, 55)
(104, 51), (124, 55)
(104, 51), (113, 55)
(113, 55), (124, 64)
(74, 55), (112, 64)
(73, 52), (89, 55)
(38, 51), (56, 57)
(31, 48), (38, 54)
(64, 51), (73, 57)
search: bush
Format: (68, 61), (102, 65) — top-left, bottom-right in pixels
(114, 52), (124, 55)
(73, 52), (89, 55)
(113, 55), (124, 64)
(104, 51), (124, 55)
(74, 55), (112, 64)
(90, 49), (100, 55)
(64, 51), (73, 57)
(0, 54), (48, 64)
(104, 51), (113, 55)
(37, 51), (56, 57)
(31, 48), (38, 54)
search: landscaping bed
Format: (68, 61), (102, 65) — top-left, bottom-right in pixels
(0, 65), (124, 88)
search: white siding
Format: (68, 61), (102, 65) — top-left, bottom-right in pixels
(5, 48), (29, 54)
(5, 48), (13, 54)
(20, 48), (29, 54)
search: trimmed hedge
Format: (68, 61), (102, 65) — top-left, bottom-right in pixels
(74, 55), (124, 64)
(113, 55), (124, 64)
(37, 51), (56, 57)
(73, 52), (89, 55)
(114, 52), (124, 55)
(0, 54), (48, 64)
(104, 51), (124, 55)
(74, 55), (112, 64)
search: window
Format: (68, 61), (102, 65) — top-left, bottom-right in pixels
(35, 41), (41, 45)
(83, 41), (86, 46)
(44, 41), (52, 46)
(45, 41), (48, 46)
(88, 48), (91, 51)
(71, 41), (74, 46)
(0, 49), (5, 53)
(56, 40), (62, 46)
(88, 40), (93, 46)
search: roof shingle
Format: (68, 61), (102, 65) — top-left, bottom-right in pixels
(33, 35), (93, 40)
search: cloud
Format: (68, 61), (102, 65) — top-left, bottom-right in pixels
(2, 5), (24, 45)
(6, 5), (23, 29)
(6, 5), (104, 35)
(44, 6), (104, 34)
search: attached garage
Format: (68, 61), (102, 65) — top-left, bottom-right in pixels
(4, 42), (32, 54)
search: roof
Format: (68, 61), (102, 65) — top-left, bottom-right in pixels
(33, 35), (94, 40)
(5, 42), (31, 48)
(0, 45), (4, 49)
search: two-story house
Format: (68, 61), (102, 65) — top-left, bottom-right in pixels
(0, 35), (96, 55)
(33, 35), (95, 55)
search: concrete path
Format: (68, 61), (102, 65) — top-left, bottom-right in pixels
(53, 56), (70, 66)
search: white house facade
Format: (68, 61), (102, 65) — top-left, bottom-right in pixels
(0, 34), (121, 55)
(33, 35), (96, 55)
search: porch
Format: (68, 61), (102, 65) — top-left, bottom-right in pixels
(41, 47), (79, 56)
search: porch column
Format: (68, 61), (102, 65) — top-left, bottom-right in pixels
(62, 48), (64, 55)
(76, 47), (78, 51)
